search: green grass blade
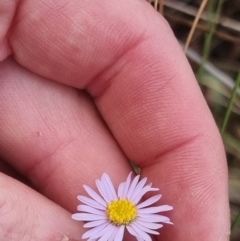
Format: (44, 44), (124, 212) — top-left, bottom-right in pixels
(221, 70), (240, 135)
(231, 210), (240, 231)
(197, 0), (225, 82)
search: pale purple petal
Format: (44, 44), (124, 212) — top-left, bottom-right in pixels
(128, 177), (147, 201)
(83, 185), (106, 207)
(72, 213), (106, 221)
(91, 224), (115, 239)
(77, 205), (106, 215)
(134, 220), (163, 230)
(132, 185), (159, 204)
(77, 195), (105, 210)
(114, 225), (125, 241)
(101, 175), (113, 202)
(82, 222), (109, 239)
(122, 172), (132, 198)
(102, 173), (117, 200)
(126, 175), (140, 199)
(98, 224), (116, 241)
(83, 220), (107, 228)
(136, 194), (162, 209)
(95, 179), (104, 197)
(126, 225), (141, 239)
(133, 222), (159, 235)
(138, 214), (170, 223)
(138, 205), (173, 214)
(131, 223), (152, 241)
(136, 237), (145, 241)
(109, 227), (119, 241)
(117, 182), (125, 198)
(96, 179), (111, 203)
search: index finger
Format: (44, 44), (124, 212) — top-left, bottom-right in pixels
(4, 0), (229, 240)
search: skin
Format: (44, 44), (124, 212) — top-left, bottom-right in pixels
(0, 0), (230, 240)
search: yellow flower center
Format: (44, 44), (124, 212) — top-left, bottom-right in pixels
(106, 199), (137, 226)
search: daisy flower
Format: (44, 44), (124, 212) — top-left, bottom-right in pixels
(72, 172), (173, 241)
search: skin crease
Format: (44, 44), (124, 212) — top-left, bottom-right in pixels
(0, 0), (230, 240)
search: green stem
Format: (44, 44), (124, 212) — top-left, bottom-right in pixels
(221, 70), (240, 135)
(231, 210), (240, 231)
(197, 0), (225, 82)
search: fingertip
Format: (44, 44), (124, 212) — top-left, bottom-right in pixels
(0, 173), (83, 241)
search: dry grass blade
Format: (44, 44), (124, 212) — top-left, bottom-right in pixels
(167, 14), (240, 46)
(148, 0), (164, 14)
(159, 0), (164, 14)
(154, 0), (158, 10)
(184, 0), (208, 52)
(165, 0), (240, 32)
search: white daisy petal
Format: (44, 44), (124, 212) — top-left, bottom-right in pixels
(131, 223), (152, 241)
(166, 221), (174, 225)
(134, 222), (159, 235)
(117, 182), (125, 198)
(101, 175), (113, 202)
(135, 220), (163, 230)
(102, 173), (118, 200)
(91, 224), (114, 239)
(83, 220), (107, 228)
(138, 205), (173, 214)
(98, 224), (116, 241)
(96, 179), (111, 203)
(138, 214), (170, 223)
(136, 237), (145, 241)
(122, 172), (132, 198)
(114, 225), (125, 241)
(136, 194), (162, 209)
(83, 185), (107, 207)
(132, 186), (159, 204)
(77, 195), (105, 210)
(126, 225), (140, 239)
(82, 222), (109, 239)
(109, 227), (120, 241)
(77, 205), (106, 215)
(128, 177), (147, 201)
(72, 213), (106, 221)
(127, 175), (140, 199)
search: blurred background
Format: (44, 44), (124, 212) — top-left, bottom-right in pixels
(146, 0), (240, 240)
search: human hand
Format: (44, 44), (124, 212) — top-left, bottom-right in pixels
(0, 0), (229, 240)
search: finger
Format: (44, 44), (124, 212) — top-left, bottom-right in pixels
(0, 172), (83, 241)
(7, 0), (152, 86)
(0, 58), (131, 212)
(0, 159), (30, 185)
(5, 0), (229, 240)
